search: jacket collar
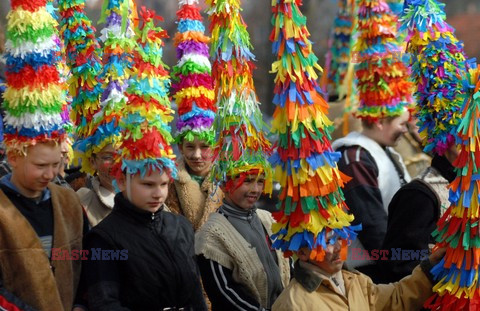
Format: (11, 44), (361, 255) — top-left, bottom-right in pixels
(294, 260), (346, 296)
(114, 192), (164, 224)
(219, 200), (257, 221)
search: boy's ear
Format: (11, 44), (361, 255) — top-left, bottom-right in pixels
(116, 174), (127, 192)
(7, 150), (21, 170)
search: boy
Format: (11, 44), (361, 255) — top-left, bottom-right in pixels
(196, 172), (290, 311)
(272, 236), (444, 310)
(83, 167), (206, 310)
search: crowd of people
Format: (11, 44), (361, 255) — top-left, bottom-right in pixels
(0, 0), (475, 310)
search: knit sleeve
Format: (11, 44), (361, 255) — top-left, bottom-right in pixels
(197, 255), (262, 311)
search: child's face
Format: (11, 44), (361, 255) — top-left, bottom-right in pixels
(299, 240), (344, 275)
(224, 174), (265, 210)
(179, 138), (213, 177)
(8, 142), (62, 198)
(119, 170), (170, 213)
(90, 144), (116, 185)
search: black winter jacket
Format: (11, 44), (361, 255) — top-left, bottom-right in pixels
(83, 193), (207, 310)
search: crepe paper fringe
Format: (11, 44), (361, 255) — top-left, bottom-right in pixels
(3, 0), (67, 151)
(171, 0), (216, 145)
(353, 0), (414, 123)
(400, 0), (471, 156)
(206, 0), (273, 194)
(113, 6), (177, 180)
(269, 0), (359, 260)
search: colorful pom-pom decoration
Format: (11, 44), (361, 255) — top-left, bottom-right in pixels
(353, 0), (414, 123)
(206, 0), (273, 194)
(58, 0), (104, 168)
(113, 6), (177, 180)
(400, 0), (470, 156)
(171, 0), (216, 146)
(3, 0), (68, 151)
(269, 0), (359, 261)
(423, 65), (480, 310)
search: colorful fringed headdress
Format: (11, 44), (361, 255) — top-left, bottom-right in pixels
(269, 0), (359, 261)
(323, 0), (356, 98)
(3, 0), (68, 151)
(423, 66), (480, 310)
(206, 0), (273, 193)
(353, 0), (414, 123)
(400, 0), (470, 156)
(113, 7), (177, 179)
(75, 0), (136, 175)
(172, 0), (216, 145)
(58, 0), (104, 169)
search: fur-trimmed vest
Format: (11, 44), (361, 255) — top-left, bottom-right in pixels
(0, 183), (83, 310)
(195, 210), (290, 308)
(165, 159), (223, 231)
(332, 131), (411, 212)
(77, 176), (115, 227)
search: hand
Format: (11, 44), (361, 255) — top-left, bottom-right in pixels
(72, 306), (87, 311)
(428, 247), (447, 266)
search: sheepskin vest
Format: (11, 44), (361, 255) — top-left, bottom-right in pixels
(332, 131), (411, 212)
(165, 159), (223, 231)
(195, 210), (290, 308)
(77, 176), (115, 227)
(0, 183), (83, 311)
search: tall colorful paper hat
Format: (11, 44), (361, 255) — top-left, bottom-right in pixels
(113, 7), (177, 179)
(400, 0), (470, 156)
(206, 0), (273, 193)
(269, 0), (359, 260)
(422, 66), (480, 310)
(171, 0), (216, 145)
(48, 0), (73, 135)
(58, 0), (104, 168)
(3, 0), (67, 151)
(353, 0), (414, 123)
(76, 0), (135, 174)
(324, 0), (356, 97)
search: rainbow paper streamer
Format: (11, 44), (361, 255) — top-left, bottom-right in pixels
(77, 0), (136, 174)
(400, 0), (470, 156)
(269, 0), (359, 262)
(171, 0), (216, 145)
(114, 7), (177, 180)
(353, 0), (414, 123)
(206, 0), (273, 193)
(3, 0), (67, 150)
(325, 0), (355, 98)
(423, 67), (480, 310)
(58, 0), (104, 168)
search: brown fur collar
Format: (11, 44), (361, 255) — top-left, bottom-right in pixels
(166, 158), (223, 231)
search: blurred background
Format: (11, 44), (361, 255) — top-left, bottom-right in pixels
(0, 0), (479, 120)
